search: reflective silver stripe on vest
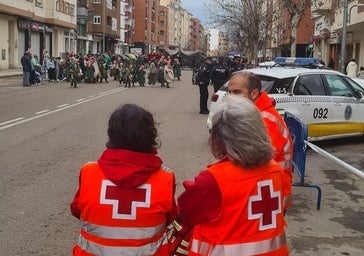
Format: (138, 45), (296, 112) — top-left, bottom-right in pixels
(190, 232), (287, 256)
(80, 219), (165, 239)
(77, 232), (168, 256)
(261, 111), (292, 171)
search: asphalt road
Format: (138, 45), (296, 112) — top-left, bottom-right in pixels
(0, 72), (363, 255)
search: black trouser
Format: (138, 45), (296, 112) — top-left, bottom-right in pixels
(48, 68), (56, 80)
(29, 70), (36, 85)
(199, 83), (209, 112)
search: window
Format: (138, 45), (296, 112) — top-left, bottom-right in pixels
(56, 0), (59, 11)
(65, 3), (69, 14)
(325, 74), (355, 97)
(35, 0), (43, 7)
(93, 0), (101, 3)
(77, 23), (87, 37)
(70, 4), (75, 16)
(294, 75), (326, 95)
(93, 16), (101, 24)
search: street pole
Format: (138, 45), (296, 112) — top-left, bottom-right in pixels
(102, 0), (106, 53)
(339, 0), (348, 74)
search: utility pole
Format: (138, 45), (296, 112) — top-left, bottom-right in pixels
(339, 0), (348, 74)
(102, 0), (106, 53)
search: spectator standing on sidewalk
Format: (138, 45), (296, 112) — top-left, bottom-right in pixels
(20, 51), (32, 86)
(46, 56), (56, 82)
(346, 59), (358, 78)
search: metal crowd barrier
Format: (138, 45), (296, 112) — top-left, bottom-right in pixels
(284, 112), (364, 210)
(284, 112), (322, 210)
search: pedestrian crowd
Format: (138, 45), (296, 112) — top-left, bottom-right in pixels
(20, 50), (182, 89)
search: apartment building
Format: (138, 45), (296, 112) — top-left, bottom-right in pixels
(157, 5), (168, 51)
(87, 0), (120, 54)
(189, 18), (202, 51)
(132, 0), (159, 54)
(0, 0), (77, 70)
(312, 0), (364, 69)
(266, 0), (314, 59)
(115, 0), (134, 54)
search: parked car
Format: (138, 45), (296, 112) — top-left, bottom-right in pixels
(207, 57), (364, 141)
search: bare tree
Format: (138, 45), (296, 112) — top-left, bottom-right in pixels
(279, 0), (314, 56)
(204, 0), (267, 63)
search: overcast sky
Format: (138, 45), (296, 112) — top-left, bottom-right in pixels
(181, 0), (208, 25)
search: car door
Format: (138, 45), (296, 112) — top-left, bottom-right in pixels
(323, 74), (364, 135)
(292, 74), (335, 138)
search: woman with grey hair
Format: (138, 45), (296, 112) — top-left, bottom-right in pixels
(173, 96), (288, 256)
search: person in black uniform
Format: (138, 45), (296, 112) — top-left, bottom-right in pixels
(210, 56), (230, 92)
(229, 56), (244, 75)
(196, 57), (212, 114)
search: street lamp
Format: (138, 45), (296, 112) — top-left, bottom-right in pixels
(339, 1), (364, 73)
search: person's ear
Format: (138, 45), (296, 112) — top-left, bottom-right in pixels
(251, 88), (260, 101)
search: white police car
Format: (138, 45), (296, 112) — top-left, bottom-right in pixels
(207, 57), (364, 141)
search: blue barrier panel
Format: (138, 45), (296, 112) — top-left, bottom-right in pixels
(284, 112), (322, 210)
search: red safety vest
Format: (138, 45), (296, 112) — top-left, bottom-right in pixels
(256, 91), (293, 210)
(72, 162), (174, 256)
(189, 160), (288, 256)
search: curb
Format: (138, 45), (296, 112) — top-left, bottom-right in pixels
(0, 74), (22, 78)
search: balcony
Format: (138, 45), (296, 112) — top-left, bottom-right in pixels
(311, 0), (332, 16)
(77, 7), (89, 19)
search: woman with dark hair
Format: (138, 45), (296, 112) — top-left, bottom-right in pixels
(71, 103), (177, 256)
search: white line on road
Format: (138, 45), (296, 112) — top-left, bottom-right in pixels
(35, 110), (49, 115)
(0, 87), (128, 131)
(57, 104), (69, 108)
(76, 98), (85, 102)
(0, 117), (25, 127)
(98, 88), (122, 95)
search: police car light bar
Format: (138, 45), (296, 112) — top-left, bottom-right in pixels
(274, 57), (320, 66)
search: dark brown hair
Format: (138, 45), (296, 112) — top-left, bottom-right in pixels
(106, 104), (159, 152)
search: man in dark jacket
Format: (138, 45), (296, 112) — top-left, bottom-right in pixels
(196, 57), (212, 114)
(20, 51), (32, 86)
(210, 57), (229, 92)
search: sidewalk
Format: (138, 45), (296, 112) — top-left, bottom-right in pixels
(0, 68), (22, 78)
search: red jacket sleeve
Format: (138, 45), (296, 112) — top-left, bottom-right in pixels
(177, 170), (222, 227)
(70, 174), (81, 219)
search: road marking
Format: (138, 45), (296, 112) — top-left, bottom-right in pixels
(76, 98), (85, 102)
(0, 117), (25, 127)
(57, 104), (69, 108)
(35, 110), (49, 115)
(0, 87), (128, 131)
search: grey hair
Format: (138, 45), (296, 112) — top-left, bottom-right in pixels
(209, 95), (273, 168)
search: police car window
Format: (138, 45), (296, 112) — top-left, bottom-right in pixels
(259, 75), (293, 94)
(324, 74), (354, 97)
(342, 76), (364, 98)
(294, 74), (326, 95)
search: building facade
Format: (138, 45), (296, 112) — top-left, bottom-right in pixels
(312, 0), (364, 70)
(0, 0), (77, 69)
(87, 0), (120, 54)
(132, 0), (158, 54)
